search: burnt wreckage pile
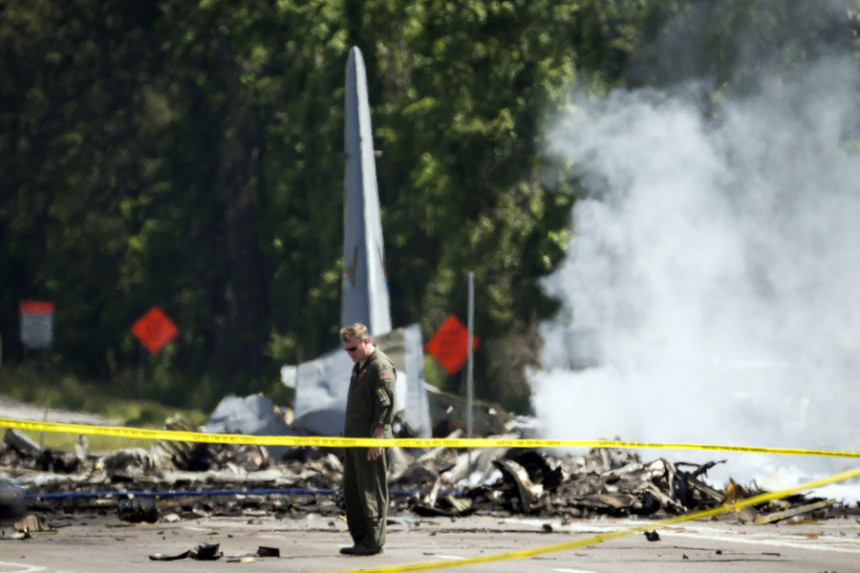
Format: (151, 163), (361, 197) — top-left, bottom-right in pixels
(0, 419), (841, 525)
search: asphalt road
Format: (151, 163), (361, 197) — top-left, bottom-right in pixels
(2, 396), (859, 571)
(1, 512), (858, 573)
(0, 397), (118, 428)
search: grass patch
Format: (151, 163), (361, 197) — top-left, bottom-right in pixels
(18, 432), (163, 453)
(1, 364), (209, 451)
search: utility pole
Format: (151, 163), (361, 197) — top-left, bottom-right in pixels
(466, 271), (474, 442)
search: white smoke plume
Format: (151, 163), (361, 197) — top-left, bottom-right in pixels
(533, 55), (860, 499)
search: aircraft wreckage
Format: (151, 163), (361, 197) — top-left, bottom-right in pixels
(1, 419), (849, 533)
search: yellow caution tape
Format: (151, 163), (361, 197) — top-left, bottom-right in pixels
(1, 417), (858, 458)
(312, 465), (860, 573)
(2, 416), (858, 571)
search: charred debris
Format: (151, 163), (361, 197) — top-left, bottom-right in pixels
(1, 416), (849, 528)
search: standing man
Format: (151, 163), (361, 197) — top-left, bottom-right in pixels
(339, 323), (396, 556)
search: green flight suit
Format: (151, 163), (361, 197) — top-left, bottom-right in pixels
(343, 348), (396, 552)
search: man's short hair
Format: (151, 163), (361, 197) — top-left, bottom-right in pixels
(340, 323), (369, 343)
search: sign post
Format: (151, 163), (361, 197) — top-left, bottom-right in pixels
(131, 306), (179, 396)
(466, 272), (475, 464)
(466, 272), (475, 441)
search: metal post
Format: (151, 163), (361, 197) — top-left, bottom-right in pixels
(138, 342), (145, 397)
(466, 272), (474, 442)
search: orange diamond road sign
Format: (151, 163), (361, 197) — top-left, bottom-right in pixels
(424, 314), (479, 375)
(132, 306), (178, 355)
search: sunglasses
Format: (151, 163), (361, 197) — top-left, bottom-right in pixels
(345, 346), (358, 352)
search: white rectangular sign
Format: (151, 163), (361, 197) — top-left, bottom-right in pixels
(19, 300), (54, 349)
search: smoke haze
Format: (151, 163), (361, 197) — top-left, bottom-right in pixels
(533, 54), (860, 498)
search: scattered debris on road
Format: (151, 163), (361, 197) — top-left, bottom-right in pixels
(1, 418), (851, 528)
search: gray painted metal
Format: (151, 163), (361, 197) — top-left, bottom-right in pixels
(282, 48), (431, 439)
(292, 326), (432, 438)
(204, 394), (297, 458)
(342, 46), (391, 336)
(205, 54), (434, 444)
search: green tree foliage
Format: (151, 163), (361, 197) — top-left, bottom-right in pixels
(2, 0), (858, 412)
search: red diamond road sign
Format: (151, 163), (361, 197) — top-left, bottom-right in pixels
(424, 314), (479, 375)
(132, 306), (178, 355)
